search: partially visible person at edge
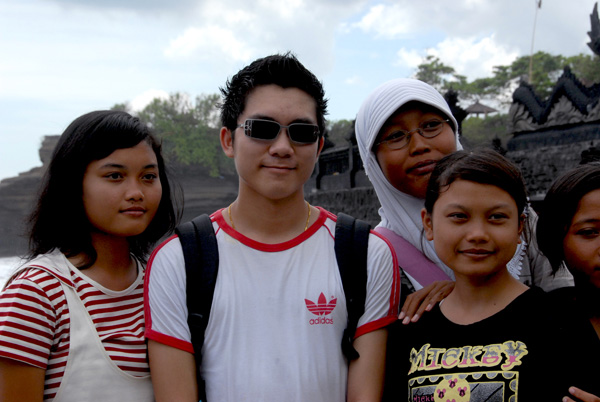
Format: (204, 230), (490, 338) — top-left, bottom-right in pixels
(0, 110), (179, 401)
(354, 78), (573, 323)
(144, 53), (400, 402)
(537, 162), (600, 402)
(383, 149), (599, 401)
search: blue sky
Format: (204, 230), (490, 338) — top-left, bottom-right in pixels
(0, 0), (596, 181)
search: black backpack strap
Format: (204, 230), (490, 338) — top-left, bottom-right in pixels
(335, 212), (370, 361)
(175, 213), (218, 402)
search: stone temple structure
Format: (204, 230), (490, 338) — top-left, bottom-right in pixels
(506, 3), (600, 200)
(507, 73), (600, 199)
(308, 2), (600, 216)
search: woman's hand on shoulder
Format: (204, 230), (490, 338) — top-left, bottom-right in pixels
(399, 280), (454, 324)
(563, 387), (600, 402)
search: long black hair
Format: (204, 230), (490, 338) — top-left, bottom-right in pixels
(537, 162), (600, 273)
(28, 110), (180, 267)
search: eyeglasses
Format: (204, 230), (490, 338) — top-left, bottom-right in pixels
(236, 119), (320, 144)
(374, 119), (450, 150)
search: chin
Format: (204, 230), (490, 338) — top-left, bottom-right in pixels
(105, 226), (148, 238)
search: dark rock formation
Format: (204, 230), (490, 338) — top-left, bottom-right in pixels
(0, 135), (59, 258)
(0, 138), (238, 258)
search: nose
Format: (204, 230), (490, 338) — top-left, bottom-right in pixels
(269, 127), (294, 157)
(464, 220), (490, 243)
(125, 179), (144, 201)
(406, 129), (430, 155)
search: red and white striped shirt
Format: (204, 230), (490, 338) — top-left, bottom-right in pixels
(0, 254), (148, 402)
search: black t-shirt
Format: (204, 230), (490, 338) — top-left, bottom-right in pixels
(384, 287), (600, 401)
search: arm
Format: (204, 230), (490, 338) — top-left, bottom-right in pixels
(0, 357), (45, 402)
(347, 328), (387, 402)
(0, 269), (60, 402)
(563, 387), (600, 402)
(148, 340), (198, 402)
(145, 239), (201, 401)
(398, 280), (454, 324)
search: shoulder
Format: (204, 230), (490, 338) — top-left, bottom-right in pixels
(3, 252), (75, 302)
(324, 210), (393, 254)
(510, 286), (549, 308)
(4, 251), (74, 289)
(368, 230), (395, 256)
(2, 267), (65, 308)
(145, 235), (187, 296)
(502, 286), (561, 326)
(147, 235), (185, 273)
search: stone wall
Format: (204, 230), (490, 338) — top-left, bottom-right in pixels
(507, 139), (600, 200)
(306, 186), (381, 227)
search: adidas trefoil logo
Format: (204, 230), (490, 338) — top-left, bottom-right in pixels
(305, 292), (336, 325)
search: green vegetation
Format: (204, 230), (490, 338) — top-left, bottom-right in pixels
(114, 93), (234, 177)
(112, 51), (598, 172)
(416, 52), (600, 103)
(415, 51), (600, 147)
(461, 114), (510, 149)
(325, 119), (355, 147)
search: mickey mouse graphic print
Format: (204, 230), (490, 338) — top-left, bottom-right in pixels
(383, 287), (599, 402)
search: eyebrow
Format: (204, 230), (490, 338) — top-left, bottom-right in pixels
(572, 217), (600, 225)
(443, 203), (514, 211)
(99, 163), (158, 170)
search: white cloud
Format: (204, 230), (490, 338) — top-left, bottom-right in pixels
(129, 89), (170, 112)
(259, 0), (304, 18)
(353, 4), (413, 38)
(391, 35), (519, 82)
(394, 48), (424, 70)
(344, 75), (362, 85)
(164, 25), (253, 62)
(160, 0), (366, 76)
(428, 35), (520, 80)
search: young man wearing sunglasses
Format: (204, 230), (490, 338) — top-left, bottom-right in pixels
(144, 53), (399, 402)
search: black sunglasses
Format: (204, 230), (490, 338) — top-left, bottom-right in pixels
(236, 119), (320, 144)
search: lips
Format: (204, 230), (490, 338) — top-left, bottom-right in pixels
(121, 206), (146, 216)
(262, 164), (296, 172)
(459, 249), (495, 259)
(406, 160), (437, 176)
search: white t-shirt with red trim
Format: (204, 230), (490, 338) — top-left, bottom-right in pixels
(145, 207), (400, 402)
(0, 250), (149, 402)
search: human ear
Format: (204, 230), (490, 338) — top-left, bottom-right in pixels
(517, 213), (525, 243)
(316, 136), (325, 157)
(421, 208), (434, 241)
(220, 127), (235, 158)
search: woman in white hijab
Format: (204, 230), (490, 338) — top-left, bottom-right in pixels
(355, 78), (573, 323)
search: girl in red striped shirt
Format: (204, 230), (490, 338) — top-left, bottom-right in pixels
(0, 110), (178, 402)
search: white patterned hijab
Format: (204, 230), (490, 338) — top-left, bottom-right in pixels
(355, 79), (526, 283)
(355, 78), (461, 280)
